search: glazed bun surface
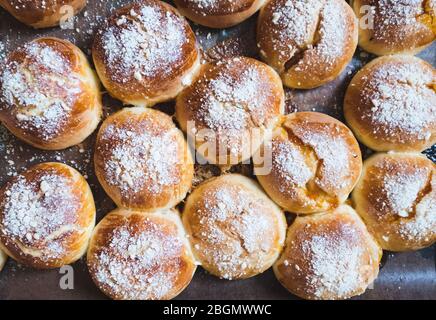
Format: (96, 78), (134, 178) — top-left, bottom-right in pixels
(174, 0), (266, 28)
(0, 37), (102, 150)
(0, 249), (6, 271)
(182, 174), (287, 280)
(92, 0), (200, 107)
(0, 162), (96, 269)
(94, 107), (194, 211)
(0, 0), (87, 28)
(353, 0), (435, 55)
(353, 153), (436, 252)
(274, 205), (381, 300)
(87, 208), (196, 300)
(255, 112), (362, 214)
(176, 57), (284, 167)
(257, 0), (358, 89)
(344, 55), (436, 152)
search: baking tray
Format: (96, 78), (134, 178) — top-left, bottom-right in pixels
(0, 0), (435, 300)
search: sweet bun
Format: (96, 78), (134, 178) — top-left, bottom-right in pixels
(92, 0), (200, 107)
(0, 162), (96, 269)
(344, 55), (436, 152)
(0, 0), (87, 28)
(182, 174), (287, 280)
(176, 56), (284, 167)
(255, 112), (362, 214)
(173, 0), (266, 28)
(257, 0), (358, 89)
(87, 208), (196, 300)
(352, 0), (435, 55)
(274, 205), (382, 300)
(94, 107), (194, 211)
(0, 37), (102, 150)
(353, 152), (436, 252)
(0, 249), (6, 271)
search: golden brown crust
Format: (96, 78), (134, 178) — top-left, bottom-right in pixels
(352, 152), (436, 252)
(0, 37), (102, 150)
(0, 162), (96, 269)
(257, 0), (358, 89)
(176, 57), (284, 167)
(353, 0), (435, 55)
(94, 107), (194, 211)
(0, 249), (7, 271)
(273, 205), (381, 300)
(344, 55), (436, 152)
(87, 208), (196, 300)
(255, 112), (362, 214)
(182, 174), (287, 280)
(174, 0), (266, 28)
(92, 0), (201, 107)
(0, 0), (87, 28)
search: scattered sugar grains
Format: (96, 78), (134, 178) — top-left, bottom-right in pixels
(1, 173), (79, 258)
(93, 219), (183, 299)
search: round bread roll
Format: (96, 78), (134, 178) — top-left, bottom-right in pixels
(274, 205), (382, 300)
(257, 0), (358, 89)
(0, 0), (87, 28)
(176, 56), (284, 167)
(0, 37), (102, 150)
(182, 174), (287, 280)
(87, 208), (196, 300)
(353, 152), (436, 252)
(173, 0), (266, 28)
(94, 107), (194, 211)
(344, 55), (436, 152)
(0, 249), (7, 271)
(352, 0), (435, 55)
(92, 0), (201, 107)
(0, 162), (96, 269)
(254, 112), (362, 214)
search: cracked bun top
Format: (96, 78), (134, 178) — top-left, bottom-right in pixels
(175, 56), (284, 167)
(173, 0), (266, 28)
(182, 174), (287, 280)
(352, 0), (436, 55)
(0, 37), (102, 150)
(0, 162), (96, 269)
(352, 152), (436, 251)
(344, 55), (436, 152)
(254, 112), (362, 214)
(92, 0), (200, 107)
(87, 208), (196, 300)
(0, 0), (87, 28)
(257, 0), (358, 89)
(274, 205), (381, 300)
(94, 107), (194, 211)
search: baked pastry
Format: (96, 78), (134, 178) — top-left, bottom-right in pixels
(274, 205), (382, 300)
(92, 0), (201, 107)
(254, 112), (362, 214)
(0, 249), (6, 271)
(176, 56), (284, 167)
(173, 0), (266, 28)
(0, 0), (87, 28)
(0, 37), (102, 150)
(182, 174), (287, 280)
(257, 0), (358, 89)
(0, 162), (96, 269)
(352, 0), (436, 55)
(94, 107), (194, 211)
(353, 152), (436, 252)
(344, 55), (436, 152)
(87, 208), (196, 300)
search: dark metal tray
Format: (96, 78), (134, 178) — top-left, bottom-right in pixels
(0, 0), (435, 300)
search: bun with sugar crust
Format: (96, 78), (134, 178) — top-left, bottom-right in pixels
(352, 152), (436, 252)
(87, 207), (196, 300)
(94, 107), (194, 211)
(0, 162), (96, 269)
(0, 37), (102, 150)
(92, 0), (201, 107)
